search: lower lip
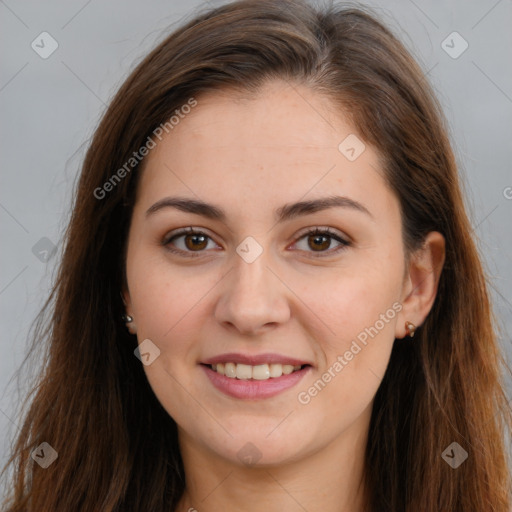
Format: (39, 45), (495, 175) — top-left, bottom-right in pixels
(201, 364), (311, 400)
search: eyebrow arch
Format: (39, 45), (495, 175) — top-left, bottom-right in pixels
(145, 195), (373, 222)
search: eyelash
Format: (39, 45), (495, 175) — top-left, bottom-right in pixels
(162, 226), (351, 258)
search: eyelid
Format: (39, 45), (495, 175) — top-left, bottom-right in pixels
(162, 226), (213, 244)
(293, 225), (350, 243)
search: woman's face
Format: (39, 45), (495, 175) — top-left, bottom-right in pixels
(124, 80), (412, 466)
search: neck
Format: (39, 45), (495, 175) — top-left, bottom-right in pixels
(175, 405), (372, 512)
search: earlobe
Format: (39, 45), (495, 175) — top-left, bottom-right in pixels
(126, 321), (138, 335)
(122, 313), (137, 335)
(405, 321), (416, 337)
(120, 290), (137, 335)
(396, 231), (445, 338)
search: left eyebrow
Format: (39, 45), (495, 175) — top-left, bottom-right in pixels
(275, 195), (373, 221)
(145, 195), (373, 222)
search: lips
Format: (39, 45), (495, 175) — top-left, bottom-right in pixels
(201, 364), (311, 399)
(199, 352), (313, 399)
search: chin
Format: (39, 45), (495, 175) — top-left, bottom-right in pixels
(211, 428), (311, 467)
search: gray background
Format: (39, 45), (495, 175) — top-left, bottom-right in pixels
(1, 0), (511, 480)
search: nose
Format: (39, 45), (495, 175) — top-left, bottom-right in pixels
(214, 248), (291, 336)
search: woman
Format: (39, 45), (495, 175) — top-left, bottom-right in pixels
(2, 0), (511, 510)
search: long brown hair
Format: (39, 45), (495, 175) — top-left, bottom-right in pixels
(2, 1), (511, 510)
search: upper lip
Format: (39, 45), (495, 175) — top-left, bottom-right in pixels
(202, 352), (313, 367)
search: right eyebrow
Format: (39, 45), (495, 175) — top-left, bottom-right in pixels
(146, 197), (226, 220)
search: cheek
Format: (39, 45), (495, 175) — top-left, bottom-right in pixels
(291, 298), (398, 450)
(295, 256), (402, 401)
(128, 258), (226, 381)
(298, 257), (402, 346)
(127, 261), (217, 421)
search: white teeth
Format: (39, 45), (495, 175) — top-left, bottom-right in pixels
(269, 363), (283, 378)
(210, 362), (304, 380)
(224, 362), (237, 378)
(236, 363), (252, 380)
(252, 364), (270, 380)
(282, 364), (294, 375)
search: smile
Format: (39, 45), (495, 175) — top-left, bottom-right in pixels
(209, 362), (304, 380)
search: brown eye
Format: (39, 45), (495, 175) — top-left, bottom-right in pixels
(308, 233), (331, 251)
(293, 227), (350, 257)
(163, 228), (218, 256)
(183, 232), (208, 251)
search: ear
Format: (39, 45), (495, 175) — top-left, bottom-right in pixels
(121, 288), (138, 335)
(395, 231), (445, 338)
(121, 288), (131, 310)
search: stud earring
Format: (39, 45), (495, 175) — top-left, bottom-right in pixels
(122, 314), (133, 323)
(405, 321), (416, 337)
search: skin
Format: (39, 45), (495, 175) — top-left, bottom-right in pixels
(123, 79), (445, 512)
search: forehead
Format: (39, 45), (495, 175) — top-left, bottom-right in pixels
(169, 81), (349, 150)
(134, 81), (397, 224)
